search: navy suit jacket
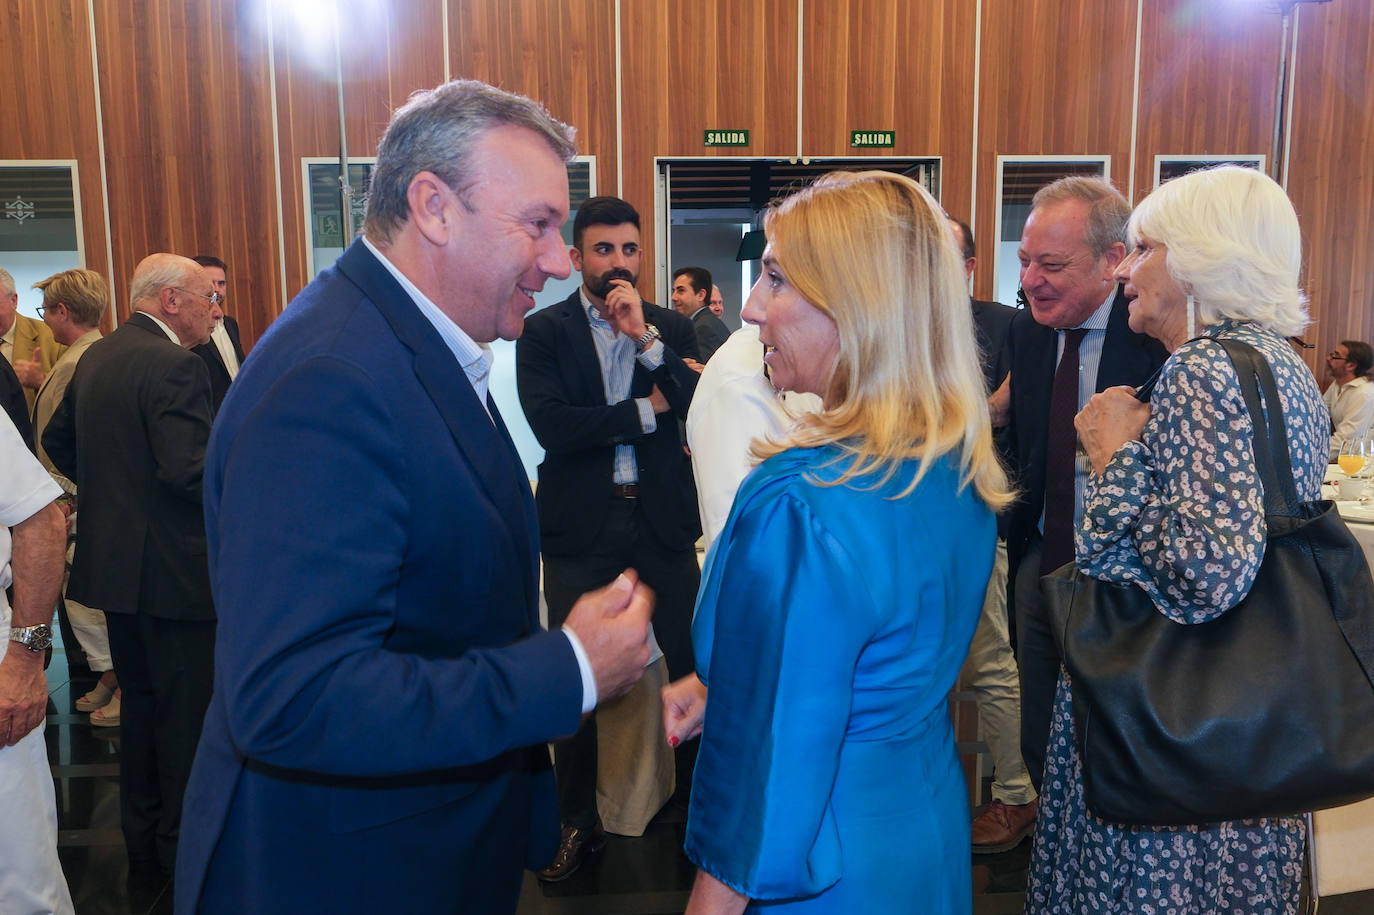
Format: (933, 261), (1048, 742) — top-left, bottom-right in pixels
(176, 239), (583, 913)
(1003, 288), (1168, 578)
(516, 289), (701, 555)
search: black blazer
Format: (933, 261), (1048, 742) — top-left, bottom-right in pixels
(690, 307), (730, 362)
(1003, 289), (1168, 576)
(191, 314), (246, 411)
(516, 290), (702, 555)
(43, 313), (216, 620)
(971, 297), (1016, 395)
(0, 356), (33, 453)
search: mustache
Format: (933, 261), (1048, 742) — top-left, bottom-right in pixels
(587, 267), (636, 299)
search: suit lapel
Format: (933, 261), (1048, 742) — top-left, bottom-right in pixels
(335, 241), (533, 539)
(554, 293), (606, 403)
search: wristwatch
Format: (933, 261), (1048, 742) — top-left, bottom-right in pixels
(634, 324), (661, 353)
(9, 624), (53, 653)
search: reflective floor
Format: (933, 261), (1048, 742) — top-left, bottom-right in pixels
(44, 632), (1374, 915)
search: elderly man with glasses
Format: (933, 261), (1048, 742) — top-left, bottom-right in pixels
(42, 253), (217, 876)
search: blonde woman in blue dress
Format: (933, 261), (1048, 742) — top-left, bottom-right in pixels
(664, 170), (1012, 913)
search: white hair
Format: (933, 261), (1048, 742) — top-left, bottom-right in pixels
(1127, 165), (1308, 337)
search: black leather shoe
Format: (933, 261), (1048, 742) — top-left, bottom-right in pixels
(537, 824), (606, 882)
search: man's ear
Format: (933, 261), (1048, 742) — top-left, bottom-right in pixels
(407, 171), (453, 246)
(160, 285), (181, 316)
(569, 245), (583, 273)
(1102, 240), (1128, 274)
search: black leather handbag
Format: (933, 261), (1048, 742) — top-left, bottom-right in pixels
(1042, 337), (1374, 826)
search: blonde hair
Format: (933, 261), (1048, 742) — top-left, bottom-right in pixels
(755, 170), (1011, 510)
(34, 269), (109, 327)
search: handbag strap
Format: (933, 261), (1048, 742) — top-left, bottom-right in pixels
(1213, 337), (1304, 519)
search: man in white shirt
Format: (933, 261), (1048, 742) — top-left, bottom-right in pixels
(1324, 339), (1374, 458)
(0, 409), (74, 914)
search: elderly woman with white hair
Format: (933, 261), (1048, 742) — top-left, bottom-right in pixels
(1026, 165), (1326, 913)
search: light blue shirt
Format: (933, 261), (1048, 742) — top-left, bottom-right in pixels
(578, 286), (661, 484)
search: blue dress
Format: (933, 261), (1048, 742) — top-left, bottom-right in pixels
(685, 444), (996, 912)
(1027, 322), (1327, 914)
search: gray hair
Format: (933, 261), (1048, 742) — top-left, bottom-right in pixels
(1128, 165), (1308, 337)
(0, 266), (14, 297)
(363, 80), (577, 244)
(1030, 176), (1131, 259)
(129, 254), (202, 307)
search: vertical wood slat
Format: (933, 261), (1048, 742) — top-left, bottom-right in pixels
(620, 0), (801, 301)
(974, 0), (1139, 301)
(1287, 0), (1374, 377)
(1132, 0), (1280, 203)
(272, 0), (446, 314)
(0, 0), (109, 323)
(447, 0), (618, 189)
(801, 0), (977, 219)
(89, 0), (281, 345)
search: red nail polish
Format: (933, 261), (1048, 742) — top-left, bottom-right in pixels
(668, 736), (680, 748)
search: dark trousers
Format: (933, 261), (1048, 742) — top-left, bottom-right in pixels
(105, 612), (215, 870)
(1013, 535), (1060, 795)
(542, 497), (700, 830)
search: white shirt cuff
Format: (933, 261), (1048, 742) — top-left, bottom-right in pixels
(562, 628), (598, 714)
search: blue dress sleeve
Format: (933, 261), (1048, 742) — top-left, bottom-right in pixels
(685, 484), (877, 901)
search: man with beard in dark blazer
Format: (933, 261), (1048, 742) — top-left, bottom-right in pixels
(517, 195), (702, 880)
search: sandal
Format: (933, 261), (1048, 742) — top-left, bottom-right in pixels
(76, 680), (116, 713)
(90, 691), (121, 727)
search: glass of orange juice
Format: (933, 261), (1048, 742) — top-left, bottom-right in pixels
(1338, 440), (1367, 477)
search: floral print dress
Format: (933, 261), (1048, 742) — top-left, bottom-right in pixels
(1026, 321), (1330, 914)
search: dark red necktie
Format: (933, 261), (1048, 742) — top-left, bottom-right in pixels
(1040, 328), (1088, 574)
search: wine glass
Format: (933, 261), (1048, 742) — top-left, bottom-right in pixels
(1337, 439), (1372, 501)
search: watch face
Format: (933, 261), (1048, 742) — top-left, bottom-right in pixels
(12, 624), (52, 651)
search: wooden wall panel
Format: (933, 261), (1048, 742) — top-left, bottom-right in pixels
(0, 0), (110, 321)
(801, 0), (977, 218)
(1132, 0), (1279, 203)
(620, 0), (801, 291)
(272, 0), (446, 304)
(973, 0), (1138, 300)
(448, 0), (617, 172)
(1286, 0), (1374, 378)
(92, 0), (279, 345)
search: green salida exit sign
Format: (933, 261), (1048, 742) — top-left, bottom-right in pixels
(851, 130), (895, 148)
(704, 130), (750, 147)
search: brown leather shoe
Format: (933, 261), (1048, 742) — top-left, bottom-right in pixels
(537, 824), (607, 882)
(971, 798), (1038, 854)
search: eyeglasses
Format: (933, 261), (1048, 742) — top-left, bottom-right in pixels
(1330, 350), (1351, 361)
(36, 304), (46, 317)
(174, 286), (223, 307)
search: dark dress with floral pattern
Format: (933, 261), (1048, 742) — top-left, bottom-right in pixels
(1026, 321), (1329, 914)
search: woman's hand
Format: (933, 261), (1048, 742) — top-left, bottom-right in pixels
(661, 674), (708, 747)
(1076, 386), (1150, 476)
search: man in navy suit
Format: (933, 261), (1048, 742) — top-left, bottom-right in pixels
(175, 81), (654, 914)
(517, 196), (702, 880)
(1000, 177), (1166, 794)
